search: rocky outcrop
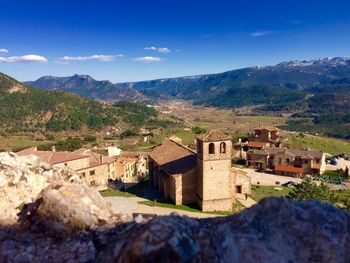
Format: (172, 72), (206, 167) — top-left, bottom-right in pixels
(19, 182), (124, 232)
(0, 152), (84, 223)
(0, 197), (349, 262)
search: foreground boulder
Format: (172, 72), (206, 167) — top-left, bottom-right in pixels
(0, 152), (84, 224)
(0, 197), (349, 262)
(19, 181), (124, 231)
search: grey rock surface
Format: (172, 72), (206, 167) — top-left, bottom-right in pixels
(0, 152), (84, 223)
(19, 182), (126, 232)
(0, 197), (349, 262)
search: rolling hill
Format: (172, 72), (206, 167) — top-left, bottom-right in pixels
(0, 72), (174, 135)
(25, 74), (145, 102)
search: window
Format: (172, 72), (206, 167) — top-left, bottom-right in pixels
(220, 142), (226, 154)
(89, 170), (95, 176)
(81, 172), (85, 177)
(90, 180), (96, 187)
(286, 158), (290, 164)
(209, 143), (215, 154)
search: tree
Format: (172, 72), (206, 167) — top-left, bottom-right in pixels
(287, 178), (336, 204)
(344, 166), (349, 179)
(83, 135), (97, 143)
(192, 126), (206, 134)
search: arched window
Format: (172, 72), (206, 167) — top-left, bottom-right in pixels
(209, 143), (215, 154)
(220, 142), (226, 154)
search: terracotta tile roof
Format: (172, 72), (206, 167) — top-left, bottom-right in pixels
(17, 148), (88, 165)
(275, 165), (304, 174)
(115, 156), (137, 165)
(150, 139), (197, 176)
(196, 130), (231, 142)
(254, 126), (281, 132)
(121, 152), (148, 159)
(73, 148), (115, 166)
(248, 141), (268, 148)
(248, 147), (324, 160)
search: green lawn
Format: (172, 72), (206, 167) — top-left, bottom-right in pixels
(99, 188), (136, 197)
(285, 133), (350, 155)
(100, 177), (149, 198)
(250, 185), (293, 202)
(172, 130), (197, 145)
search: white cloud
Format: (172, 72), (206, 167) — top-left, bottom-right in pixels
(144, 46), (171, 53)
(57, 54), (123, 63)
(0, 48), (9, 53)
(250, 31), (273, 37)
(0, 54), (48, 63)
(133, 56), (162, 62)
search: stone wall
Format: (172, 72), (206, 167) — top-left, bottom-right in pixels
(53, 157), (90, 171)
(173, 169), (197, 205)
(78, 164), (109, 190)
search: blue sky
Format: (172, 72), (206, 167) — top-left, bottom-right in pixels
(0, 0), (350, 82)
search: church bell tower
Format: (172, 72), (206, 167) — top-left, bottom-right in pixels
(196, 130), (233, 211)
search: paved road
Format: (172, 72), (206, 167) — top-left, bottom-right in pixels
(326, 158), (350, 171)
(240, 168), (302, 186)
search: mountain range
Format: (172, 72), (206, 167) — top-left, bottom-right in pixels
(26, 57), (350, 106)
(18, 57), (350, 139)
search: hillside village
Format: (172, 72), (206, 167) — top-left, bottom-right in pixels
(16, 124), (350, 213)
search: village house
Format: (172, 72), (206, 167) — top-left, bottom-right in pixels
(120, 152), (148, 177)
(250, 125), (283, 146)
(17, 147), (115, 189)
(148, 131), (251, 212)
(246, 147), (326, 175)
(115, 152), (148, 183)
(232, 125), (284, 160)
(73, 148), (116, 185)
(115, 156), (137, 183)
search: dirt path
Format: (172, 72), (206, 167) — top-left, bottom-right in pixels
(106, 196), (223, 218)
(236, 194), (257, 208)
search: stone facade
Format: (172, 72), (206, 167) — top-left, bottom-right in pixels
(233, 170), (252, 195)
(247, 147), (326, 175)
(17, 147), (116, 190)
(196, 137), (234, 211)
(149, 131), (247, 212)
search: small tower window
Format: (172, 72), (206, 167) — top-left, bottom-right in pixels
(220, 142), (226, 154)
(209, 143), (215, 154)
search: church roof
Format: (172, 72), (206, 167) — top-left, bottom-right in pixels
(149, 139), (197, 176)
(254, 125), (281, 132)
(196, 130), (231, 142)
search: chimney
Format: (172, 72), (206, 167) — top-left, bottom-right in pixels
(51, 146), (56, 152)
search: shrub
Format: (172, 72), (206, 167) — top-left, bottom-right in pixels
(45, 134), (55, 141)
(275, 181), (280, 185)
(192, 126), (206, 134)
(120, 129), (138, 138)
(83, 135), (97, 143)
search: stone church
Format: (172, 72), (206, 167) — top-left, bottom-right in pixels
(149, 130), (251, 212)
